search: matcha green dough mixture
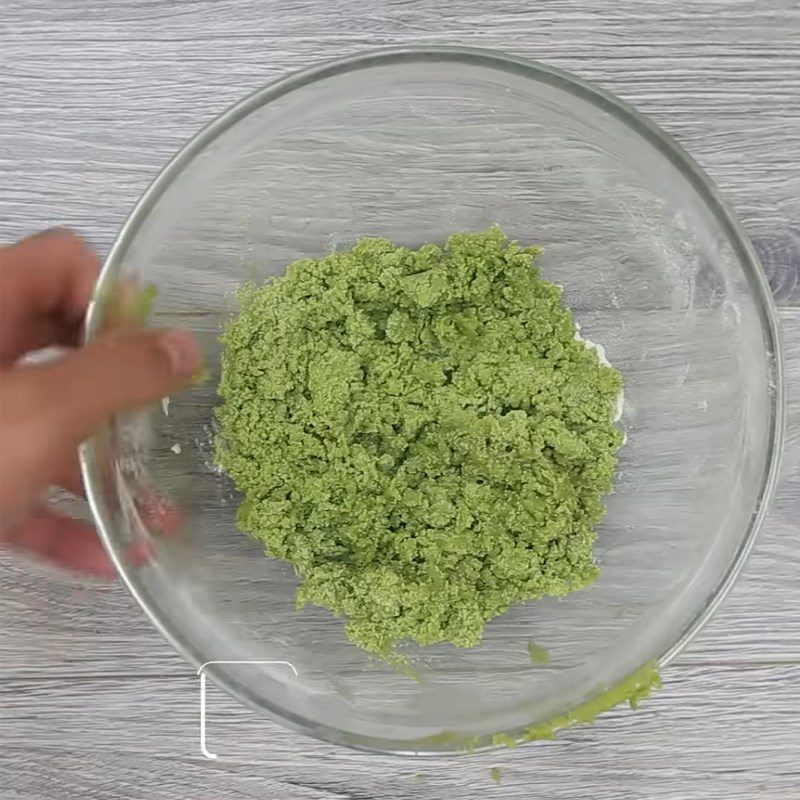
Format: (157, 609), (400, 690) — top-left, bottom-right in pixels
(216, 227), (623, 656)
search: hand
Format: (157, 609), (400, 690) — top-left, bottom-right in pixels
(0, 229), (200, 577)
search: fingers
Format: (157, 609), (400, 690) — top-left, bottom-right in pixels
(34, 327), (201, 447)
(53, 451), (185, 533)
(0, 228), (200, 579)
(53, 451), (86, 498)
(0, 229), (100, 364)
(0, 481), (183, 581)
(3, 511), (117, 579)
(137, 487), (185, 536)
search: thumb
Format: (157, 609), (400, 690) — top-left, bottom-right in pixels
(41, 328), (202, 445)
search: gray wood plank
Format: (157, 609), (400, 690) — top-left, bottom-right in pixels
(1, 665), (798, 800)
(1, 1), (798, 304)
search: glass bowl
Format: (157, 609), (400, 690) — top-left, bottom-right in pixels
(81, 47), (784, 753)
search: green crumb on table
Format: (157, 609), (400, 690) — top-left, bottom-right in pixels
(526, 640), (550, 665)
(489, 767), (501, 784)
(215, 227), (624, 657)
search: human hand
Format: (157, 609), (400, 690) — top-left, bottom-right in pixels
(0, 229), (200, 577)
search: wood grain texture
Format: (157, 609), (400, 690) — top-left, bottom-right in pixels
(1, 664), (800, 800)
(2, 0), (798, 303)
(1, 1), (799, 797)
(1, 665), (799, 799)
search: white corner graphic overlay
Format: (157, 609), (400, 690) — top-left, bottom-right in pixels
(197, 660), (298, 760)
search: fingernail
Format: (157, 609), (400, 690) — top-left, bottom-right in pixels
(159, 330), (201, 377)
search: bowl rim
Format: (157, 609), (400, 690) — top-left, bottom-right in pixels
(81, 44), (786, 755)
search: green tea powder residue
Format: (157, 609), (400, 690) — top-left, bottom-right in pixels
(216, 228), (623, 656)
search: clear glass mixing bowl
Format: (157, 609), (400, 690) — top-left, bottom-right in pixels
(81, 47), (784, 753)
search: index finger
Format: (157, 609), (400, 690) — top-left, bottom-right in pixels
(0, 228), (99, 364)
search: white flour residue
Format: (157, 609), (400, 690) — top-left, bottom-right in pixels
(574, 328), (624, 423)
(196, 422), (224, 475)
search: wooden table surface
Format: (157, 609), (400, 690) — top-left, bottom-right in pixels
(1, 2), (799, 798)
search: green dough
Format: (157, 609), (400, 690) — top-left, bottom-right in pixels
(215, 227), (623, 656)
(515, 659), (661, 743)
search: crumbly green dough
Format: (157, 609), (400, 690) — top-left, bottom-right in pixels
(215, 227), (623, 656)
